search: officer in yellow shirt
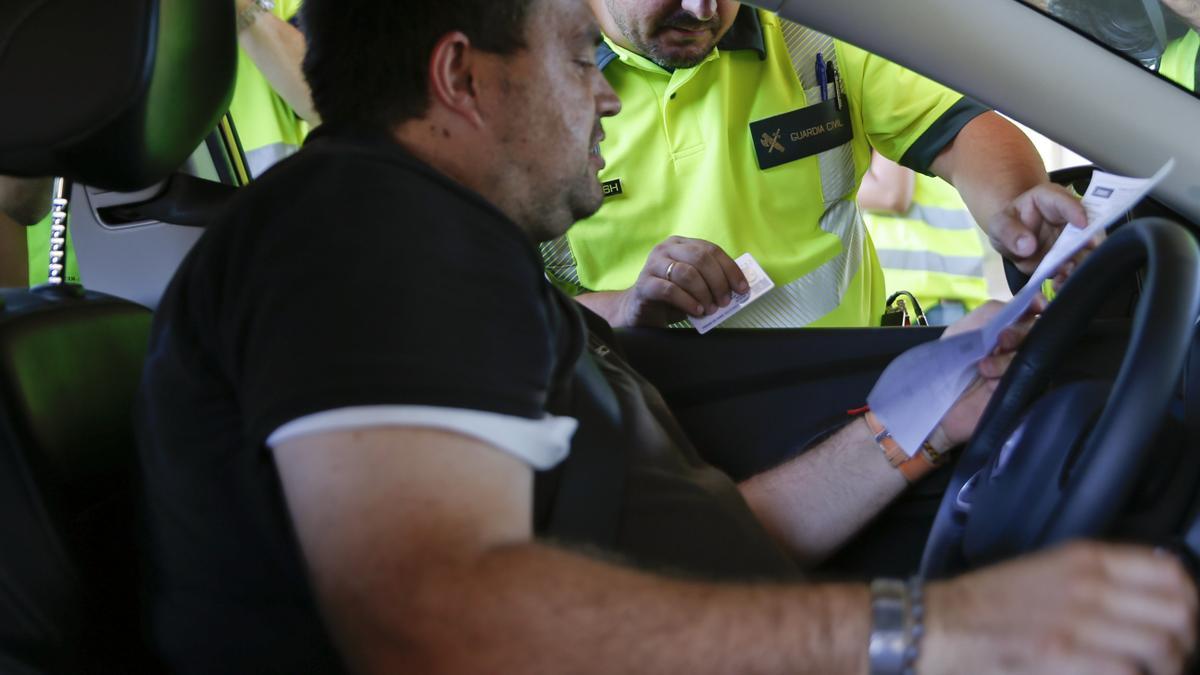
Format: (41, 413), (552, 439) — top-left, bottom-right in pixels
(860, 151), (991, 326)
(23, 0), (316, 286)
(543, 0), (1085, 329)
(1160, 0), (1199, 88)
(230, 0), (317, 177)
(1161, 29), (1199, 88)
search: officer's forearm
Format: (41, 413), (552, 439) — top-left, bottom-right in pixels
(574, 290), (631, 327)
(237, 6), (321, 124)
(929, 111), (1048, 228)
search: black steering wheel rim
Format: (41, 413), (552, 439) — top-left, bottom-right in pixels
(920, 218), (1200, 579)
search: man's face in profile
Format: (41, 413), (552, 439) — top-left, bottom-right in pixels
(484, 0), (621, 241)
(592, 0), (742, 69)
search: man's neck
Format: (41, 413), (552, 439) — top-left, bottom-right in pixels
(393, 118), (532, 239)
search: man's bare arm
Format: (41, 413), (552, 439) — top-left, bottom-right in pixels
(930, 111), (1049, 234)
(739, 300), (1039, 565)
(275, 426), (868, 675)
(236, 0), (320, 124)
(275, 423), (1196, 674)
(740, 414), (909, 567)
(930, 111), (1087, 275)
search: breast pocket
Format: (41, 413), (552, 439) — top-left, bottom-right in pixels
(801, 84), (855, 207)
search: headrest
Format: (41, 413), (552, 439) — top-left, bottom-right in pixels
(0, 0), (237, 192)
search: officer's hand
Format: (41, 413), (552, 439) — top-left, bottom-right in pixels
(935, 297), (1045, 447)
(920, 542), (1198, 675)
(986, 182), (1088, 276)
(616, 236), (749, 327)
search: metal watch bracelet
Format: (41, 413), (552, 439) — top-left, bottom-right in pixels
(904, 577), (927, 675)
(869, 579), (907, 674)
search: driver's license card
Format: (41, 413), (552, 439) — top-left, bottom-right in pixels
(689, 253), (775, 334)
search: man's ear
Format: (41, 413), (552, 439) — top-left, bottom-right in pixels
(427, 32), (486, 127)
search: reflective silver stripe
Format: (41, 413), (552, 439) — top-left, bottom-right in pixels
(719, 21), (861, 328)
(779, 20), (828, 90)
(908, 203), (975, 231)
(540, 235), (586, 292)
(778, 21), (854, 204)
(875, 248), (985, 277)
(246, 142), (300, 178)
(722, 198), (866, 328)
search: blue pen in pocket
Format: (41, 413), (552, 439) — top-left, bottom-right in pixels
(815, 52), (828, 102)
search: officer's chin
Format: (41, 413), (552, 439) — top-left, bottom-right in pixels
(651, 39), (716, 69)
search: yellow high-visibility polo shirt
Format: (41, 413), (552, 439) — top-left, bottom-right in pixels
(543, 9), (988, 327)
(1161, 30), (1198, 91)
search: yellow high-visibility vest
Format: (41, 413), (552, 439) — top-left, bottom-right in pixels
(542, 10), (987, 327)
(864, 175), (990, 313)
(1161, 30), (1199, 91)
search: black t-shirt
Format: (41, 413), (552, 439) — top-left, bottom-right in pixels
(136, 131), (797, 674)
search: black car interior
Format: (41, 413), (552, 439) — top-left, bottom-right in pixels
(2, 0), (1200, 672)
(0, 0), (236, 671)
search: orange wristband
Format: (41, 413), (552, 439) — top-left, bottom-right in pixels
(863, 411), (946, 483)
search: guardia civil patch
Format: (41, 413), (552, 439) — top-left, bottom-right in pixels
(749, 98), (853, 170)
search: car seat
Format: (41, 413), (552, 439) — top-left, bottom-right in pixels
(0, 0), (236, 671)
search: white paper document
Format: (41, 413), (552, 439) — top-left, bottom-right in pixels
(690, 253), (776, 334)
(866, 159), (1174, 455)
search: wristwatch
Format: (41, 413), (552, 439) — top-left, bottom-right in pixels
(868, 579), (908, 675)
(237, 0), (275, 33)
(869, 577), (927, 675)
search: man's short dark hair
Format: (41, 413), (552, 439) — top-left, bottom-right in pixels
(301, 0), (537, 131)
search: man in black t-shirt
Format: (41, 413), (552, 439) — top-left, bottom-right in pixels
(136, 1), (1197, 674)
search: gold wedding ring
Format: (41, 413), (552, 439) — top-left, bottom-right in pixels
(665, 261), (677, 281)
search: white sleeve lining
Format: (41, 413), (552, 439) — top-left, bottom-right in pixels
(266, 405), (578, 470)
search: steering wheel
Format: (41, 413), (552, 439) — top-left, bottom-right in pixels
(920, 218), (1200, 579)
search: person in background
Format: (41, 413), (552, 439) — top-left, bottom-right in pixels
(1160, 0), (1200, 88)
(859, 151), (991, 325)
(231, 0), (319, 177)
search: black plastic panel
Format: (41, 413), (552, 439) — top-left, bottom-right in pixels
(0, 0), (236, 191)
